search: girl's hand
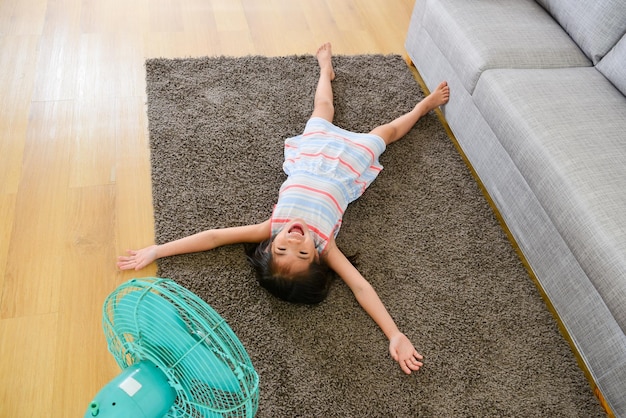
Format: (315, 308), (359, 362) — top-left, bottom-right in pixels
(117, 246), (158, 271)
(389, 332), (423, 374)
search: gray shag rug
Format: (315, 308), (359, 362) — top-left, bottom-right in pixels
(145, 54), (603, 417)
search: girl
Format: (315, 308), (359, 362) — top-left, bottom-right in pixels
(118, 43), (450, 375)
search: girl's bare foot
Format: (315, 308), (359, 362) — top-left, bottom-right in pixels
(316, 42), (335, 81)
(421, 81), (450, 112)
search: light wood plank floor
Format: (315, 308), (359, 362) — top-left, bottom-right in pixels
(0, 0), (416, 416)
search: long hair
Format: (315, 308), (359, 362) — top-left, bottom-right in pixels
(244, 240), (335, 305)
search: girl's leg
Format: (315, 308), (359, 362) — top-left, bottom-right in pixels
(370, 81), (450, 145)
(311, 43), (336, 123)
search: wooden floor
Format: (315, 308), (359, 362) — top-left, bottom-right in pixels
(0, 0), (416, 416)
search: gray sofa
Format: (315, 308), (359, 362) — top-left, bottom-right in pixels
(405, 0), (626, 416)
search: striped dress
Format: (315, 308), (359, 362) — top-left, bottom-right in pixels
(271, 117), (387, 254)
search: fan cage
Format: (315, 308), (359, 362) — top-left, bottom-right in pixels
(103, 277), (259, 418)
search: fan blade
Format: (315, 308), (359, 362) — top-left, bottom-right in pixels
(116, 290), (242, 393)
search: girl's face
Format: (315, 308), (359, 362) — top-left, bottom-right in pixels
(271, 219), (317, 275)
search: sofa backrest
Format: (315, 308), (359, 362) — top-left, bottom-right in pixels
(597, 34), (626, 97)
(536, 0), (626, 64)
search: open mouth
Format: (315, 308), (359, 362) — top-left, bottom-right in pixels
(288, 225), (305, 235)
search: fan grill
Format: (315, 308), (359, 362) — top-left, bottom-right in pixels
(102, 277), (259, 417)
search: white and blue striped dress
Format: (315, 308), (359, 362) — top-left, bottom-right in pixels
(270, 117), (387, 254)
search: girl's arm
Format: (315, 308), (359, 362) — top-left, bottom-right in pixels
(117, 219), (272, 271)
(324, 238), (424, 374)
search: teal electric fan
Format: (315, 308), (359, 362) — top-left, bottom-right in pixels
(85, 277), (259, 418)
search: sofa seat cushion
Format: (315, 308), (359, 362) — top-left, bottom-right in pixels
(473, 67), (626, 332)
(536, 0), (626, 64)
(421, 0), (590, 95)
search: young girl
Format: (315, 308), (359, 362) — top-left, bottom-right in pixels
(118, 43), (450, 375)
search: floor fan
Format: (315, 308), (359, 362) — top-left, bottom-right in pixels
(85, 277), (259, 417)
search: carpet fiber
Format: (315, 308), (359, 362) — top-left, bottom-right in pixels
(145, 54), (603, 417)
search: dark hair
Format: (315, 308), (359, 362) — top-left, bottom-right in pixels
(244, 240), (335, 305)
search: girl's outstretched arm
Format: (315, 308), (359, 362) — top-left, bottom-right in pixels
(117, 219), (271, 271)
(324, 238), (424, 374)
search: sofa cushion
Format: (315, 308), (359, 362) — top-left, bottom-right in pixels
(536, 0), (626, 64)
(473, 67), (626, 332)
(597, 34), (626, 97)
(420, 0), (590, 94)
